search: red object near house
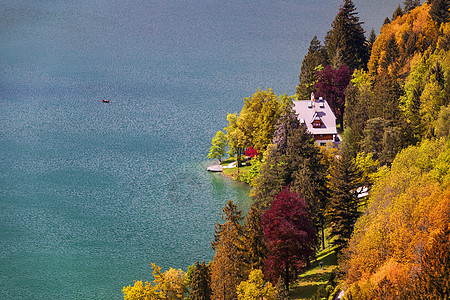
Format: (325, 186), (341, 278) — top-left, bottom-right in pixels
(245, 146), (258, 158)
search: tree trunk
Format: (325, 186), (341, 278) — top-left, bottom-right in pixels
(237, 149), (242, 168)
(284, 264), (290, 292)
(321, 216), (325, 250)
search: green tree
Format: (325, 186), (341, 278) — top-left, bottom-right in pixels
(236, 269), (275, 300)
(287, 124), (328, 249)
(380, 126), (402, 165)
(380, 34), (400, 72)
(401, 48), (450, 141)
(251, 143), (288, 212)
(190, 261), (211, 300)
(371, 73), (403, 124)
(225, 89), (282, 165)
(435, 105), (450, 137)
(297, 36), (329, 99)
(207, 130), (227, 162)
(325, 0), (368, 70)
(344, 69), (373, 148)
(327, 145), (363, 252)
(272, 111), (300, 156)
(225, 113), (247, 167)
(361, 118), (391, 162)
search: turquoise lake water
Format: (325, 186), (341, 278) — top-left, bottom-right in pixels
(1, 0), (399, 298)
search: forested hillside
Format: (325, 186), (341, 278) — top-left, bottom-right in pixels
(124, 1), (450, 299)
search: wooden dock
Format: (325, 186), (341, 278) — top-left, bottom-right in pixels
(207, 165), (223, 172)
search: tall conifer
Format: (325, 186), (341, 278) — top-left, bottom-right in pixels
(286, 124), (328, 249)
(327, 145), (362, 252)
(211, 200), (243, 250)
(325, 0), (368, 70)
(190, 262), (212, 300)
(211, 222), (245, 300)
(403, 0), (420, 12)
(242, 205), (267, 271)
(297, 36), (329, 99)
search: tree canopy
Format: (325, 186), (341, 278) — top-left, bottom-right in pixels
(262, 187), (317, 290)
(325, 0), (368, 70)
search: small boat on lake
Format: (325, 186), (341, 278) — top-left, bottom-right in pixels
(102, 99), (110, 103)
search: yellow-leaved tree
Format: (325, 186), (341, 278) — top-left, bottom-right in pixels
(341, 138), (450, 299)
(237, 269), (275, 300)
(122, 263), (187, 300)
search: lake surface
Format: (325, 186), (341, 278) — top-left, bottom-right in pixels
(0, 0), (400, 298)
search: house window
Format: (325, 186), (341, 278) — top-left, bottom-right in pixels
(313, 121), (321, 128)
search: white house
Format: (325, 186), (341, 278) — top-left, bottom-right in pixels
(293, 93), (340, 146)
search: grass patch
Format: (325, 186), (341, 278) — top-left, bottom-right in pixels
(223, 165), (251, 181)
(289, 229), (339, 299)
(220, 156), (236, 166)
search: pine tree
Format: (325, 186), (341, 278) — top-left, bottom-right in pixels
(367, 28), (377, 58)
(326, 145), (362, 252)
(297, 36), (329, 99)
(392, 5), (404, 20)
(211, 222), (246, 300)
(403, 0), (420, 12)
(274, 277), (290, 300)
(242, 205), (267, 271)
(360, 117), (388, 161)
(371, 73), (403, 123)
(429, 0), (450, 27)
(325, 0), (368, 70)
(190, 261), (212, 300)
(272, 111), (300, 156)
(344, 83), (369, 150)
(211, 200), (243, 251)
(286, 124), (328, 249)
(435, 105), (450, 137)
(251, 143), (288, 212)
(380, 34), (400, 72)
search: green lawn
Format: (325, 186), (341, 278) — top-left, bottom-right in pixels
(221, 157), (253, 184)
(289, 229), (339, 300)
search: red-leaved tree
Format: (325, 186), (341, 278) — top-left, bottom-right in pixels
(261, 187), (317, 291)
(244, 146), (258, 158)
(314, 64), (352, 130)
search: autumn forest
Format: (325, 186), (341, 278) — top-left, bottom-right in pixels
(124, 0), (450, 299)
